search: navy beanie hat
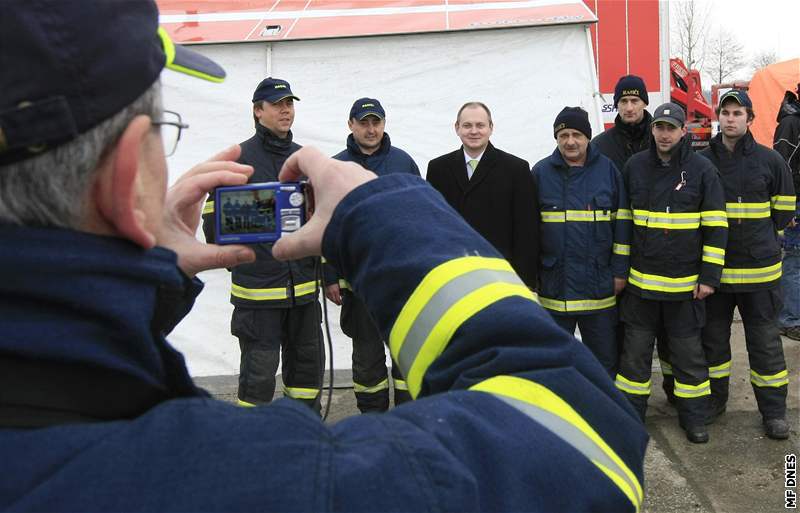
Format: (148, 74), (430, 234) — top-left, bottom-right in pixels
(614, 75), (649, 106)
(553, 107), (591, 139)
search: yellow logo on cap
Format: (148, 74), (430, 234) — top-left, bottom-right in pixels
(622, 89), (640, 96)
(555, 122), (566, 131)
(275, 84), (287, 89)
(362, 103), (375, 108)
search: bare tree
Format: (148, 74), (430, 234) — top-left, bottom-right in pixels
(704, 30), (746, 84)
(671, 1), (711, 70)
(751, 49), (778, 73)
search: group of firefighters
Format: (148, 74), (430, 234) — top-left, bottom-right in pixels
(203, 73), (797, 445)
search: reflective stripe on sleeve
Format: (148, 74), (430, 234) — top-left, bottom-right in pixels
(708, 360), (732, 379)
(616, 209), (633, 221)
(203, 200), (215, 215)
(700, 210), (729, 227)
(628, 268), (698, 293)
(702, 245), (726, 266)
(539, 295), (616, 313)
(470, 375), (643, 512)
(750, 369), (789, 388)
(674, 379), (710, 398)
(613, 243), (631, 256)
(294, 280), (318, 297)
(772, 195), (797, 211)
(389, 256), (538, 398)
(726, 202), (770, 219)
(338, 279), (352, 290)
(283, 386), (320, 400)
(614, 374), (652, 396)
(720, 262), (782, 285)
(354, 378), (389, 394)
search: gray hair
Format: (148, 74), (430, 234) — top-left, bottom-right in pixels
(0, 81), (162, 228)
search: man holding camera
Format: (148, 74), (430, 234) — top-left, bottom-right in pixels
(202, 78), (323, 410)
(326, 98), (419, 412)
(0, 1), (646, 510)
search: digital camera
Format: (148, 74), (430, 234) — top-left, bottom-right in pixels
(214, 182), (312, 244)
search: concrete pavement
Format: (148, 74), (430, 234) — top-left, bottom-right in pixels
(195, 319), (799, 513)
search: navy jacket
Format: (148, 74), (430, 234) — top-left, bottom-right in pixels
(532, 144), (631, 314)
(0, 175), (647, 512)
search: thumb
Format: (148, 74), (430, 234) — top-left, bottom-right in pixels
(272, 216), (326, 261)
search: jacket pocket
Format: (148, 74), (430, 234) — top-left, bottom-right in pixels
(593, 193), (614, 247)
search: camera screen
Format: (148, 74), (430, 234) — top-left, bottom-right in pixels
(219, 189), (277, 235)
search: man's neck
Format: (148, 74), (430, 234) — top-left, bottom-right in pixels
(464, 146), (487, 159)
(357, 145), (377, 156)
(657, 150), (672, 164)
(722, 133), (744, 154)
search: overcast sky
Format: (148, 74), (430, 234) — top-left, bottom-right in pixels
(669, 0), (798, 82)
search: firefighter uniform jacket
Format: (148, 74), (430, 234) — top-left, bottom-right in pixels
(699, 132), (796, 292)
(532, 144), (632, 314)
(0, 174), (647, 512)
(624, 137), (728, 300)
(202, 124), (317, 308)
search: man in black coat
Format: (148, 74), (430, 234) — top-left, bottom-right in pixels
(426, 102), (539, 288)
(593, 75), (653, 172)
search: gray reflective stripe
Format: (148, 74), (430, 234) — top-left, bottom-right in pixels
(397, 268), (522, 376)
(496, 394), (642, 506)
(631, 275), (695, 289)
(722, 267), (781, 280)
(700, 214), (727, 222)
(674, 381), (710, 397)
(231, 284), (287, 300)
(751, 373), (789, 387)
(774, 199), (795, 209)
(615, 379), (651, 395)
(708, 361), (731, 378)
(702, 249), (723, 260)
(646, 215), (699, 225)
(354, 378), (389, 393)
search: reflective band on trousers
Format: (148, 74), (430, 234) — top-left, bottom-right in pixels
(726, 201), (770, 219)
(632, 209), (701, 229)
(720, 262), (782, 285)
(283, 386), (320, 400)
(389, 256), (538, 398)
(471, 376), (643, 512)
(772, 195), (797, 211)
(613, 243), (631, 256)
(539, 295), (616, 313)
(615, 374), (651, 396)
(203, 200), (215, 215)
(674, 379), (710, 398)
(541, 210), (612, 223)
(709, 360), (731, 378)
(750, 369), (789, 388)
(628, 268), (698, 293)
(354, 378), (389, 394)
(232, 280), (318, 301)
(237, 399), (257, 407)
(659, 359), (673, 376)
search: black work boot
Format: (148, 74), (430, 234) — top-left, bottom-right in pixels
(764, 417), (790, 440)
(682, 422), (710, 444)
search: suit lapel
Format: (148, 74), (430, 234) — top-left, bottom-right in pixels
(447, 149), (469, 193)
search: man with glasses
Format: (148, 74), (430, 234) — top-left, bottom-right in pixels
(202, 78), (323, 410)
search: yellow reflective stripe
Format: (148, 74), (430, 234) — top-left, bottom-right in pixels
(541, 210), (613, 223)
(541, 211), (566, 223)
(632, 209), (701, 229)
(628, 268), (698, 293)
(726, 202), (770, 219)
(394, 379), (409, 391)
(283, 386), (320, 400)
(674, 379), (711, 398)
(231, 283), (287, 301)
(614, 374), (652, 395)
(613, 243), (631, 256)
(750, 369), (789, 388)
(539, 295), (616, 313)
(616, 209), (633, 221)
(338, 279), (352, 290)
(659, 360), (673, 376)
(389, 256), (537, 398)
(321, 256), (327, 264)
(203, 200), (215, 215)
(158, 27), (225, 83)
(354, 378), (389, 393)
(772, 195), (796, 211)
(702, 245), (726, 266)
(236, 399), (257, 407)
(779, 230), (785, 237)
(709, 360), (732, 379)
(294, 280), (318, 297)
(700, 209), (729, 227)
(471, 376), (643, 512)
(720, 262), (782, 285)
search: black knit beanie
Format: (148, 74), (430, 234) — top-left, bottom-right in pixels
(553, 107), (591, 139)
(614, 75), (649, 106)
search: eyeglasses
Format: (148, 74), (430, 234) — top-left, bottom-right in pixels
(151, 110), (189, 157)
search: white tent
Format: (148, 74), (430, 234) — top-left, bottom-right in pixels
(160, 1), (600, 376)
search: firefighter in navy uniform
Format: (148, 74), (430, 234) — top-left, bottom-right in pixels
(532, 107), (632, 376)
(617, 103), (728, 443)
(326, 98), (420, 412)
(202, 78), (323, 410)
(699, 90), (795, 439)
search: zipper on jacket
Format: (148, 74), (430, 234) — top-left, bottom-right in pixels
(738, 196), (742, 225)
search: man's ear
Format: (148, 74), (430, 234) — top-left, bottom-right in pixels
(93, 115), (157, 249)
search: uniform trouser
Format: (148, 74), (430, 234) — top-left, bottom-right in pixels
(701, 288), (788, 419)
(617, 293), (710, 427)
(780, 247), (800, 329)
(232, 302), (323, 412)
(341, 290), (411, 413)
(552, 307), (618, 377)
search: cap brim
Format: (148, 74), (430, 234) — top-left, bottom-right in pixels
(652, 117), (682, 128)
(158, 27), (226, 83)
(357, 111), (384, 120)
(270, 94), (301, 103)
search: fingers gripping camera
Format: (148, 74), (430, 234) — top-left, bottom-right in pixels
(214, 182), (313, 244)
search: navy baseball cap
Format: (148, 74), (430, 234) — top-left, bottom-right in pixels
(651, 102), (686, 128)
(252, 78), (300, 104)
(0, 0), (226, 166)
(349, 98), (386, 120)
(719, 89), (753, 109)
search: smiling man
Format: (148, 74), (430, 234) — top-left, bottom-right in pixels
(616, 102), (728, 443)
(426, 102), (539, 289)
(698, 90), (795, 439)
